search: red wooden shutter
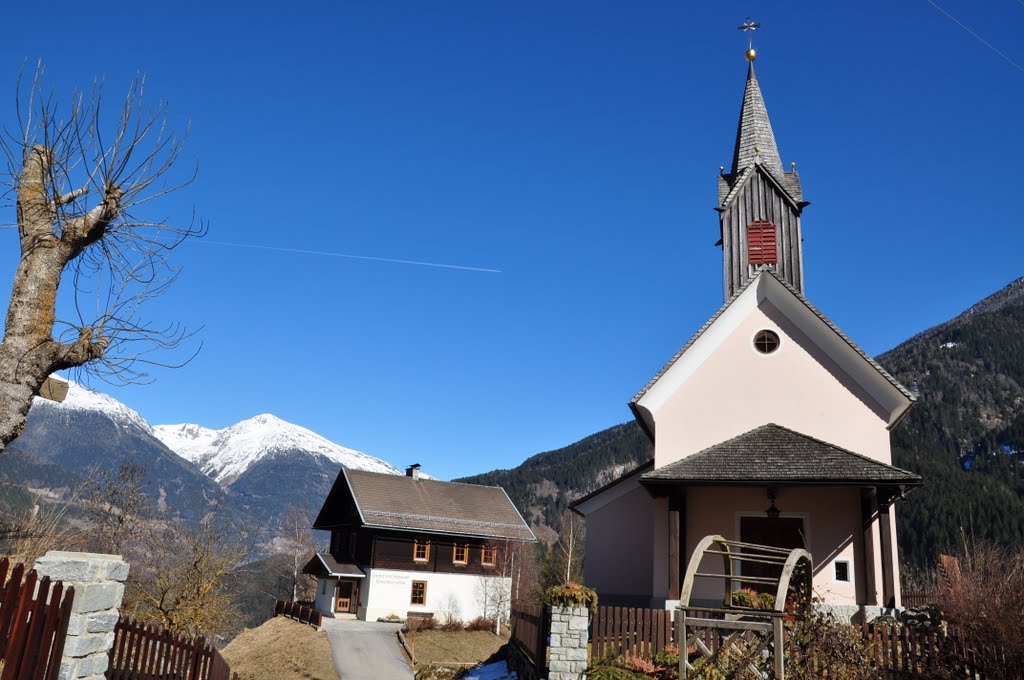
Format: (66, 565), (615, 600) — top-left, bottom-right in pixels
(748, 220), (778, 265)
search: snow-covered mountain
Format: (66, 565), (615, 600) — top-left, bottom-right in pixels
(8, 381), (228, 523)
(41, 379), (154, 434)
(5, 380), (406, 529)
(154, 415), (401, 485)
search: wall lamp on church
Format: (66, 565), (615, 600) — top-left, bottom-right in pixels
(766, 488), (781, 519)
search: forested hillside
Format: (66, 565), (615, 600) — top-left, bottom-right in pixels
(460, 277), (1024, 572)
(456, 423), (651, 543)
(882, 276), (1024, 568)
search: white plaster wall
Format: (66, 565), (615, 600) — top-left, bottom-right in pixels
(653, 300), (893, 469)
(314, 576), (337, 616)
(364, 568), (511, 623)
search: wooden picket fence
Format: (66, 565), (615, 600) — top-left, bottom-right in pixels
(106, 617), (239, 680)
(274, 600), (322, 628)
(901, 589), (937, 609)
(592, 606), (677, 660)
(0, 556), (75, 680)
(845, 623), (988, 678)
(509, 603), (548, 673)
(590, 605), (991, 677)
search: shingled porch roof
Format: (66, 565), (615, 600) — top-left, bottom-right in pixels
(640, 424), (922, 487)
(301, 552), (366, 579)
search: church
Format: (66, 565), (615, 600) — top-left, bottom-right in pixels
(571, 47), (922, 622)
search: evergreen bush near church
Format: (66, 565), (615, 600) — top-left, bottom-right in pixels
(542, 581), (598, 613)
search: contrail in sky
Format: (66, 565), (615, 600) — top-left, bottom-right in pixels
(925, 0), (1024, 74)
(201, 239), (503, 274)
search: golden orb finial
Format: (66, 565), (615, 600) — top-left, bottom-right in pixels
(745, 48), (757, 62)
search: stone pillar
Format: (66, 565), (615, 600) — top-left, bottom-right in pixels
(34, 551), (129, 680)
(548, 605), (589, 680)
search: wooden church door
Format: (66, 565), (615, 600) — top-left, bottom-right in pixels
(739, 516), (805, 591)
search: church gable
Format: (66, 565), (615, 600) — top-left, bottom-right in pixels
(631, 272), (913, 469)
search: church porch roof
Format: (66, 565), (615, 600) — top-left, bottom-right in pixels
(640, 424), (922, 487)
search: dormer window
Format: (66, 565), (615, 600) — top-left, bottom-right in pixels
(747, 220), (778, 265)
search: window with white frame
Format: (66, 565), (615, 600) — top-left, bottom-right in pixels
(834, 559), (852, 583)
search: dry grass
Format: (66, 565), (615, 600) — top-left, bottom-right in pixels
(409, 629), (509, 667)
(221, 616), (339, 680)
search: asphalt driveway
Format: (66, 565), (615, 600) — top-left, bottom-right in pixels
(322, 618), (413, 680)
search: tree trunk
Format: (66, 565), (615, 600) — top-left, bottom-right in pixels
(0, 145), (114, 449)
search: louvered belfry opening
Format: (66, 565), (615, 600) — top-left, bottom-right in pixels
(747, 220), (778, 266)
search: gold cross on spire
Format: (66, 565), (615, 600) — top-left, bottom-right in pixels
(738, 17), (760, 61)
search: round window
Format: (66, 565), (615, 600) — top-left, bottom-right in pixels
(754, 330), (780, 354)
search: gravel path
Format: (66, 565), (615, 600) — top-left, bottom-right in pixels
(322, 618), (413, 680)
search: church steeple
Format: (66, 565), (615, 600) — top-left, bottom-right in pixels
(716, 47), (808, 300)
(731, 62), (783, 177)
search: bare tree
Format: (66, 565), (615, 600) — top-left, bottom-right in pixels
(507, 539), (542, 606)
(546, 508), (585, 587)
(0, 482), (86, 567)
(83, 458), (149, 555)
(125, 515), (252, 638)
(273, 506), (315, 603)
(0, 65), (203, 449)
(474, 539), (536, 634)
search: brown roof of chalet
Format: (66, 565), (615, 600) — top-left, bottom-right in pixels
(640, 424), (922, 487)
(315, 468), (536, 542)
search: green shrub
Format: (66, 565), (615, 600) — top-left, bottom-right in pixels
(588, 666), (650, 680)
(729, 588), (775, 610)
(871, 614), (898, 627)
(652, 643), (679, 669)
(588, 647), (681, 679)
(587, 652), (658, 680)
(542, 582), (598, 612)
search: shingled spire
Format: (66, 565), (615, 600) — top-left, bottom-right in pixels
(716, 50), (808, 300)
(731, 62), (783, 176)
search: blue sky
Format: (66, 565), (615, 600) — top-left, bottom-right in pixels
(2, 2), (1022, 480)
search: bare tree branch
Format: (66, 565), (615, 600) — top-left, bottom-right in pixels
(0, 65), (204, 448)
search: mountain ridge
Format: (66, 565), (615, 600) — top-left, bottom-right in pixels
(154, 414), (400, 486)
(4, 382), (405, 530)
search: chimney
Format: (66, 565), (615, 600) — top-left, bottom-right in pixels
(406, 463), (421, 480)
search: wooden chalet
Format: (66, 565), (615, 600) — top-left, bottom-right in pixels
(305, 464), (535, 621)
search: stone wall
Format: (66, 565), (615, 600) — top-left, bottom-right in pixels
(548, 605), (589, 680)
(35, 551), (129, 680)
